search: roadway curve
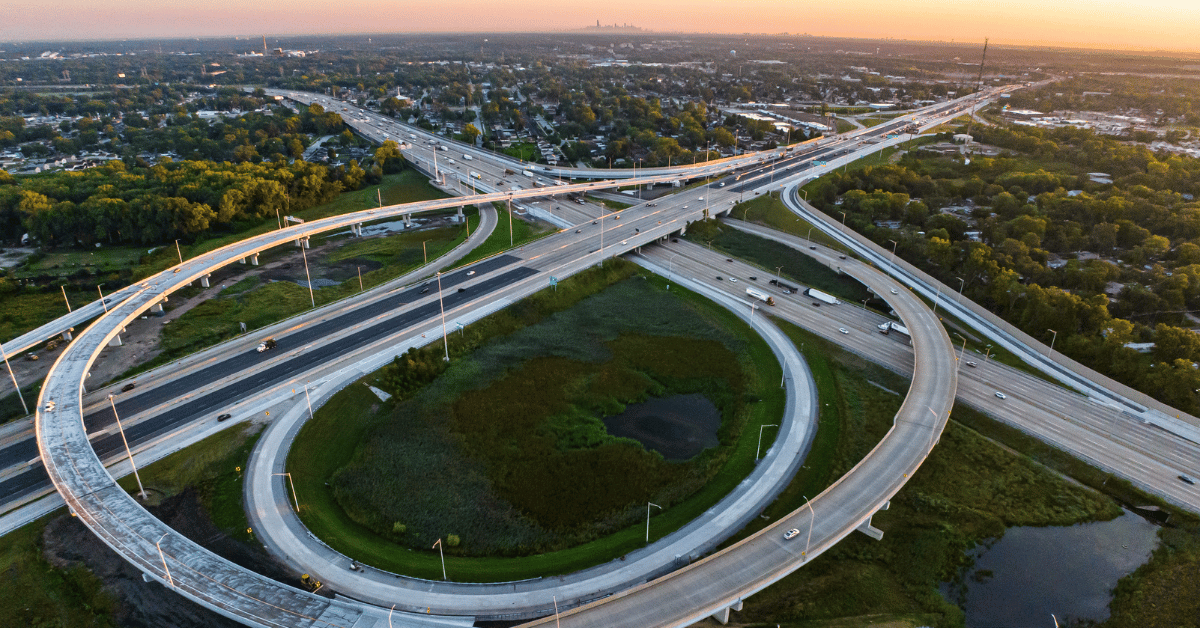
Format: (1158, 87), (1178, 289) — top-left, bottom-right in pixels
(242, 259), (818, 620)
(36, 184), (956, 628)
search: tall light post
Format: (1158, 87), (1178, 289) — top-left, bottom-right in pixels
(98, 285), (108, 313)
(156, 533), (174, 589)
(888, 239), (898, 263)
(174, 239), (184, 265)
(0, 341), (28, 415)
(956, 276), (966, 294)
(300, 242), (315, 308)
(436, 271), (450, 362)
(666, 253), (680, 290)
(422, 240), (428, 265)
(1047, 329), (1058, 357)
(955, 333), (968, 369)
(756, 424), (778, 461)
(803, 495), (814, 559)
(984, 344), (993, 362)
(838, 211), (847, 227)
(273, 472), (299, 512)
(774, 265), (784, 285)
(645, 502), (662, 543)
(432, 538), (447, 580)
(932, 283), (942, 315)
(109, 394), (145, 500)
(928, 406), (939, 450)
(61, 285), (72, 312)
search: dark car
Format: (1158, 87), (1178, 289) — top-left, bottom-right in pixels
(121, 383), (136, 392)
(716, 276), (724, 281)
(420, 286), (430, 294)
(811, 302), (821, 307)
(217, 413), (232, 422)
(1181, 474), (1196, 485)
(749, 276), (757, 281)
(457, 287), (466, 293)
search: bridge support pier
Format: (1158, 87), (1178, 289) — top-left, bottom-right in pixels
(61, 330), (72, 341)
(710, 599), (744, 625)
(404, 213), (413, 228)
(200, 274), (210, 288)
(295, 237), (310, 249)
(856, 501), (889, 540)
(678, 224), (687, 236)
(150, 302), (163, 314)
(455, 206), (464, 222)
(107, 335), (122, 347)
(249, 254), (259, 266)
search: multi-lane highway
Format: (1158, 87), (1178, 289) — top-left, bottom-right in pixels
(18, 89), (1024, 627)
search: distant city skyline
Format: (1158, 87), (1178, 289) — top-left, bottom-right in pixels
(5, 0), (1200, 53)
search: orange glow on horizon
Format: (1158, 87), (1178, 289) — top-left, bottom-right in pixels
(4, 0), (1200, 53)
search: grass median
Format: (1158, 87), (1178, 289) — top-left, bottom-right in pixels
(288, 262), (786, 581)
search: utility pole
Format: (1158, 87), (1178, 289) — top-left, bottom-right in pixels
(300, 242), (315, 308)
(436, 272), (450, 362)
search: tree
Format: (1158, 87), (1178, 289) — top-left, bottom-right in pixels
(374, 140), (404, 174)
(462, 124), (481, 145)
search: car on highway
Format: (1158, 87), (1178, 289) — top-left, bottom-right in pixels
(1179, 474), (1196, 485)
(838, 327), (849, 334)
(575, 229), (581, 233)
(121, 383), (136, 392)
(965, 361), (978, 368)
(749, 276), (757, 281)
(890, 288), (898, 294)
(217, 413), (232, 422)
(716, 276), (724, 281)
(995, 391), (1007, 399)
(256, 338), (277, 353)
(783, 528), (801, 540)
(729, 278), (738, 283)
(467, 270), (476, 276)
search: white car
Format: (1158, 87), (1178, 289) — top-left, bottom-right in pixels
(783, 528), (801, 540)
(467, 270), (476, 276)
(838, 327), (849, 335)
(890, 288), (898, 294)
(995, 391), (1007, 399)
(729, 278), (738, 283)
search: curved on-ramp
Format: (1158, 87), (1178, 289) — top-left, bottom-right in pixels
(36, 186), (957, 627)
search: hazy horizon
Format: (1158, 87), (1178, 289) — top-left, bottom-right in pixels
(5, 0), (1200, 54)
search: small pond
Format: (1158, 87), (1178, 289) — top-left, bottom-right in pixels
(941, 509), (1160, 627)
(602, 393), (721, 461)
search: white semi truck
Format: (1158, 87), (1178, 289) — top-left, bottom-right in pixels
(804, 288), (840, 305)
(746, 288), (776, 306)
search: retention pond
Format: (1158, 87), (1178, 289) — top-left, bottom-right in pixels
(602, 393), (721, 461)
(942, 509), (1159, 626)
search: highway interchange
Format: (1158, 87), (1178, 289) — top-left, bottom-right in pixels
(10, 83), (1197, 627)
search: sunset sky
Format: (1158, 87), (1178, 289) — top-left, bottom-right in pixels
(5, 0), (1200, 52)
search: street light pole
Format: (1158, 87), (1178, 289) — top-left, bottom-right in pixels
(888, 239), (898, 263)
(667, 253), (680, 290)
(1047, 329), (1058, 357)
(61, 285), (72, 312)
(273, 472), (299, 512)
(932, 283), (942, 315)
(432, 538), (447, 580)
(436, 272), (450, 362)
(109, 394), (145, 500)
(156, 533), (174, 588)
(774, 266), (783, 285)
(98, 285), (108, 313)
(300, 243), (315, 308)
(756, 424), (778, 460)
(838, 211), (847, 227)
(955, 333), (968, 369)
(0, 341), (28, 415)
(174, 239), (184, 265)
(645, 502), (662, 543)
(422, 240), (428, 265)
(803, 495), (814, 559)
(956, 276), (965, 294)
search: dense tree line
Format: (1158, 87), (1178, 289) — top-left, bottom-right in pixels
(0, 157), (364, 245)
(807, 125), (1200, 412)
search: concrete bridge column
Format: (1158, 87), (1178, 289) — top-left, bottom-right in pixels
(356, 222), (364, 236)
(249, 253), (259, 266)
(294, 237), (310, 249)
(456, 206), (464, 222)
(856, 500), (889, 540)
(403, 213), (413, 228)
(61, 329), (72, 341)
(150, 302), (163, 314)
(200, 274), (211, 288)
(679, 224), (687, 236)
(107, 334), (122, 347)
(710, 599), (744, 625)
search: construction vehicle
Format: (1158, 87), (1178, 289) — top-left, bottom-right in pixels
(300, 573), (323, 592)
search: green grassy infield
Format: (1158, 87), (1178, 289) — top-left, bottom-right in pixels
(726, 323), (1123, 627)
(288, 261), (786, 581)
(452, 202), (555, 268)
(0, 515), (119, 628)
(728, 191), (846, 251)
